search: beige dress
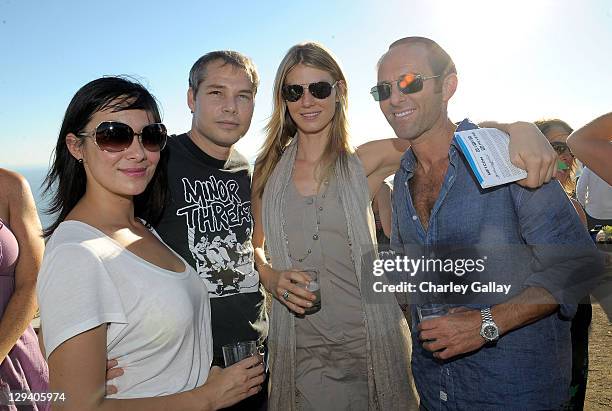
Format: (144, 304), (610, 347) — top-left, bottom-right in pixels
(285, 177), (368, 411)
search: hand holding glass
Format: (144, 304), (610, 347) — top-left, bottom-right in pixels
(417, 303), (449, 322)
(298, 268), (321, 314)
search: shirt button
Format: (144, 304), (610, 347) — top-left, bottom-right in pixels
(412, 215), (418, 221)
(313, 234), (319, 240)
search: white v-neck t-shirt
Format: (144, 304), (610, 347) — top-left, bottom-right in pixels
(37, 221), (212, 398)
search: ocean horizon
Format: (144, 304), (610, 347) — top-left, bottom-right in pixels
(15, 166), (54, 230)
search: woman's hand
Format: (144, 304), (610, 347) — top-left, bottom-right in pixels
(264, 267), (316, 315)
(480, 121), (556, 188)
(198, 355), (265, 410)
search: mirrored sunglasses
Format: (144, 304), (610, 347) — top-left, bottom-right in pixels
(370, 73), (440, 101)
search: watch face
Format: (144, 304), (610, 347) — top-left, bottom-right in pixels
(483, 324), (499, 340)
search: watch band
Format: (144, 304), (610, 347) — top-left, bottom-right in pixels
(481, 307), (494, 322)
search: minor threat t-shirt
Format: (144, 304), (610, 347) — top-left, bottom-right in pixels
(156, 133), (266, 358)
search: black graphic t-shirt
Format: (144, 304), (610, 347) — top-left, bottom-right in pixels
(156, 133), (266, 358)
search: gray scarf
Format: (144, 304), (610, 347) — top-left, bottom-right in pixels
(262, 138), (418, 410)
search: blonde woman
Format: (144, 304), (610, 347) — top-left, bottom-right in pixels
(252, 42), (555, 410)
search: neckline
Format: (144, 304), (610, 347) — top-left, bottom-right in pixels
(290, 178), (316, 199)
(59, 220), (190, 277)
(290, 174), (333, 199)
(177, 132), (229, 169)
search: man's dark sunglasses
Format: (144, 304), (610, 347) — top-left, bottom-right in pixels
(370, 73), (440, 101)
(78, 121), (168, 153)
(281, 81), (338, 102)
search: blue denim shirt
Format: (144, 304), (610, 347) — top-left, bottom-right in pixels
(391, 119), (600, 410)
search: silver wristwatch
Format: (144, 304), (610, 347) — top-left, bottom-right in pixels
(479, 307), (499, 342)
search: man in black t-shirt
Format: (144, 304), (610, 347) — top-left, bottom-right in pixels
(156, 51), (267, 409)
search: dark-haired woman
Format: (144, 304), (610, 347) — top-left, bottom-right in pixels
(37, 76), (264, 411)
(1, 168), (49, 411)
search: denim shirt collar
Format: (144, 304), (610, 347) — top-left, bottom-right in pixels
(399, 118), (479, 176)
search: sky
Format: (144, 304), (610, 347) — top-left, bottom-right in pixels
(1, 0), (611, 169)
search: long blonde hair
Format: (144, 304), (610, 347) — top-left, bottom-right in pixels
(253, 42), (352, 198)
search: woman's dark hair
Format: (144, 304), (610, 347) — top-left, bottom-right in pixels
(43, 76), (168, 238)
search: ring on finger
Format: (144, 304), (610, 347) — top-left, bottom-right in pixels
(282, 290), (290, 301)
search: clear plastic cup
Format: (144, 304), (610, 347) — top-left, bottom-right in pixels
(300, 268), (321, 315)
(417, 303), (449, 322)
(222, 340), (258, 367)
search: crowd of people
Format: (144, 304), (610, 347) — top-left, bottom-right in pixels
(1, 36), (610, 411)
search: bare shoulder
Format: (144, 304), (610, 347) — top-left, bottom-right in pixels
(0, 168), (34, 203)
(0, 167), (30, 190)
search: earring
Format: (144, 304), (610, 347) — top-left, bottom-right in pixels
(78, 158), (83, 164)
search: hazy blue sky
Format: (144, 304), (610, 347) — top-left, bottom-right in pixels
(1, 0), (611, 168)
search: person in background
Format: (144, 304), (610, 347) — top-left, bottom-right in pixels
(38, 76), (263, 411)
(0, 168), (49, 411)
(535, 119), (579, 195)
(372, 180), (392, 245)
(535, 119), (587, 226)
(567, 112), (612, 185)
(576, 166), (612, 230)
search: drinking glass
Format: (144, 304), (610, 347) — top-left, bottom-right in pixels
(222, 340), (258, 367)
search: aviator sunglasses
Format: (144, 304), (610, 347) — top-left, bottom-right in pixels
(77, 121), (168, 153)
(282, 81), (338, 102)
(370, 73), (440, 101)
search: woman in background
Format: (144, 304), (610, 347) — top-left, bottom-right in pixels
(535, 118), (587, 225)
(535, 119), (580, 197)
(536, 117), (591, 410)
(0, 168), (49, 411)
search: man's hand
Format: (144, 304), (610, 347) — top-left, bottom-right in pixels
(480, 121), (556, 188)
(418, 308), (485, 360)
(200, 355), (265, 410)
(105, 358), (124, 395)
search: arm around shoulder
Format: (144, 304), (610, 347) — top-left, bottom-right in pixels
(356, 138), (411, 199)
(479, 121), (556, 188)
(567, 112), (612, 185)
